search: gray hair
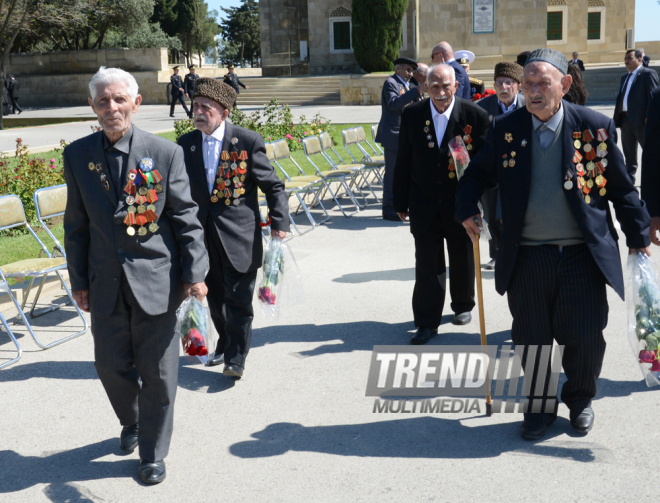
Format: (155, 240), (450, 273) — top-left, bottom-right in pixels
(426, 63), (455, 86)
(89, 66), (139, 102)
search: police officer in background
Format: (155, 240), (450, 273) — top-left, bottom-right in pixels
(184, 65), (200, 105)
(170, 66), (191, 118)
(222, 65), (249, 109)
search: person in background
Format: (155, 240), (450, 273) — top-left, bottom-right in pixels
(570, 52), (585, 71)
(564, 63), (588, 106)
(222, 65), (249, 109)
(170, 66), (191, 118)
(455, 50), (485, 100)
(639, 48), (650, 68)
(641, 87), (660, 245)
(430, 42), (471, 100)
(184, 64), (200, 105)
(7, 75), (21, 114)
(411, 62), (429, 101)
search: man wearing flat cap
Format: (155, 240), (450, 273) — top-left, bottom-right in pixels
(376, 57), (423, 221)
(170, 66), (191, 118)
(456, 48), (651, 441)
(178, 78), (290, 378)
(476, 62), (526, 270)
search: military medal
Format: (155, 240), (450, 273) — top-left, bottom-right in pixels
(576, 163), (585, 175)
(505, 133), (513, 143)
(583, 143), (592, 153)
(585, 195), (591, 204)
(424, 127), (430, 133)
(564, 170), (574, 190)
(462, 125), (473, 151)
(586, 161), (595, 172)
(88, 162), (95, 171)
(521, 139), (527, 147)
(584, 148), (596, 162)
(573, 151), (583, 164)
(448, 158), (456, 178)
(425, 120), (430, 126)
(429, 142), (435, 148)
(122, 162), (161, 236)
(574, 139), (581, 149)
(509, 159), (516, 167)
(191, 146), (196, 152)
(231, 137), (238, 145)
(126, 227), (136, 236)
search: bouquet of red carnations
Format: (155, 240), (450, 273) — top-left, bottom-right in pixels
(628, 251), (660, 387)
(175, 296), (212, 365)
(257, 238), (303, 319)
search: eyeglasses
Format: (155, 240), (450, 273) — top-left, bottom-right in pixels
(494, 79), (517, 88)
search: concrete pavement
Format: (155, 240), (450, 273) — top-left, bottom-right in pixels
(1, 189), (659, 501)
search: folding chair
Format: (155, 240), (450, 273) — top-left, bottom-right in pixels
(341, 128), (384, 186)
(0, 193), (88, 350)
(319, 132), (380, 203)
(0, 281), (22, 370)
(354, 126), (386, 168)
(266, 142), (330, 233)
(371, 125), (384, 155)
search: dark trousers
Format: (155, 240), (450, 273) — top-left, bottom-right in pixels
(206, 223), (258, 368)
(382, 148), (397, 215)
(412, 210), (476, 328)
(90, 275), (179, 463)
(507, 244), (608, 417)
(481, 187), (501, 260)
(620, 114), (646, 183)
(170, 94), (190, 116)
(10, 97), (21, 113)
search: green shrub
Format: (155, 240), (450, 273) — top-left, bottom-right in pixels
(0, 139), (67, 233)
(174, 118), (196, 140)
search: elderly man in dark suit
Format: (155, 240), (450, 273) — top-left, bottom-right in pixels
(476, 62), (526, 270)
(375, 57), (423, 221)
(64, 67), (209, 484)
(570, 52), (585, 72)
(457, 49), (651, 441)
(430, 41), (471, 100)
(393, 63), (490, 345)
(613, 49), (659, 182)
(642, 87), (660, 245)
(178, 78), (290, 378)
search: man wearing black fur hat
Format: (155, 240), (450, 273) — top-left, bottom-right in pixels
(177, 78), (290, 378)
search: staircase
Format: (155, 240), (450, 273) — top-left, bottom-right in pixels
(235, 76), (342, 106)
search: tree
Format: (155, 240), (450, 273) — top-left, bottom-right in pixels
(352, 0), (408, 73)
(220, 0), (260, 68)
(176, 0), (220, 67)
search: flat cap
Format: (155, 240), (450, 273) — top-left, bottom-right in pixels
(494, 62), (523, 83)
(193, 77), (237, 110)
(394, 57), (418, 70)
(188, 65), (196, 69)
(525, 48), (569, 75)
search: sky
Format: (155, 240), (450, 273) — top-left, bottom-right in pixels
(206, 0), (659, 42)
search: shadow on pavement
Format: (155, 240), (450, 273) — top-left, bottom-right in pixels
(0, 360), (97, 382)
(178, 358), (237, 393)
(229, 416), (597, 462)
(0, 439), (136, 495)
(333, 267), (415, 283)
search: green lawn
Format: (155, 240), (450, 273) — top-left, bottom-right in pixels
(0, 223), (64, 285)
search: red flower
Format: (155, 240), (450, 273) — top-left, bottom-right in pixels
(639, 350), (654, 363)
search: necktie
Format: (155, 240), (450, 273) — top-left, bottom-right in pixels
(622, 72), (632, 93)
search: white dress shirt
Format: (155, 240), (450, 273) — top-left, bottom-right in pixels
(622, 65), (641, 112)
(201, 121), (226, 194)
(430, 96), (456, 147)
(498, 94), (518, 114)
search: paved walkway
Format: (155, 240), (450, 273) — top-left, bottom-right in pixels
(1, 191), (659, 501)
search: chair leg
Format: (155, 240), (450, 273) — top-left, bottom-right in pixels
(0, 308), (22, 370)
(360, 168), (382, 203)
(290, 190), (317, 235)
(27, 271), (72, 318)
(323, 178), (360, 217)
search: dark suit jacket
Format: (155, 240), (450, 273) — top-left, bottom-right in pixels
(63, 127), (209, 318)
(7, 79), (19, 99)
(455, 101), (651, 300)
(178, 122), (290, 273)
(393, 97), (490, 236)
(613, 66), (659, 128)
(183, 73), (200, 96)
(375, 75), (422, 150)
(642, 87), (660, 217)
(643, 55), (651, 68)
(476, 93), (526, 121)
(571, 59), (585, 71)
(448, 59), (471, 101)
(171, 75), (185, 97)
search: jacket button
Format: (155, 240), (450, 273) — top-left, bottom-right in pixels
(115, 218), (122, 225)
(118, 248), (123, 254)
(113, 278), (119, 284)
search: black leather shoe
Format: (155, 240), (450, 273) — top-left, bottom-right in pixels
(207, 352), (224, 367)
(453, 312), (472, 325)
(382, 212), (401, 222)
(520, 413), (556, 441)
(169, 114), (175, 117)
(410, 327), (438, 345)
(139, 460), (166, 485)
(570, 406), (594, 434)
(483, 259), (496, 270)
(223, 363), (244, 378)
(120, 423), (139, 453)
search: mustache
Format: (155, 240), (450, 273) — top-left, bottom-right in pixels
(194, 115), (207, 122)
(434, 95), (448, 101)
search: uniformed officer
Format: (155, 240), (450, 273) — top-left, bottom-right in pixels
(455, 50), (485, 100)
(170, 66), (191, 118)
(222, 65), (249, 109)
(183, 65), (200, 104)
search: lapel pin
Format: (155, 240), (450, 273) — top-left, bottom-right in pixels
(521, 139), (527, 147)
(428, 142), (435, 148)
(139, 158), (154, 172)
(231, 137), (238, 145)
(425, 120), (430, 126)
(88, 162), (95, 171)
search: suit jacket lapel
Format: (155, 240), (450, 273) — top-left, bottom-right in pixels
(86, 132), (118, 207)
(562, 102), (581, 190)
(516, 109), (533, 197)
(115, 127), (147, 214)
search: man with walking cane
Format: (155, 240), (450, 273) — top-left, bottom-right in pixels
(455, 49), (651, 440)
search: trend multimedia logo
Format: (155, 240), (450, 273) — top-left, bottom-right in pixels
(365, 345), (564, 414)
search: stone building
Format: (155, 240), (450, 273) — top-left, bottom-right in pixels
(259, 0), (639, 75)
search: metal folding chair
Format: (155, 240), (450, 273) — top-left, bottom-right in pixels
(371, 125), (384, 155)
(265, 142), (330, 233)
(341, 128), (385, 186)
(354, 126), (386, 168)
(319, 132), (380, 203)
(0, 193), (88, 351)
(0, 281), (22, 370)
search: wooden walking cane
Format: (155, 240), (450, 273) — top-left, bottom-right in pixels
(472, 219), (493, 416)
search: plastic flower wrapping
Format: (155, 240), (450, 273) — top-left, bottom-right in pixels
(448, 135), (491, 240)
(175, 296), (216, 365)
(628, 252), (660, 387)
(257, 238), (303, 319)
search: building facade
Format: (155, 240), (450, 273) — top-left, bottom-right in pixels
(259, 0), (637, 75)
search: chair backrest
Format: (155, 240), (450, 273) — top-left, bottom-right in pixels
(319, 132), (333, 150)
(271, 139), (291, 160)
(34, 184), (67, 221)
(0, 194), (27, 231)
(342, 128), (358, 146)
(371, 125), (378, 141)
(265, 143), (275, 162)
(302, 136), (323, 156)
(355, 126), (367, 143)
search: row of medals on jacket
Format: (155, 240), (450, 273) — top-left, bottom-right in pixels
(423, 121), (474, 180)
(89, 157), (163, 237)
(567, 128), (609, 205)
(211, 150), (248, 205)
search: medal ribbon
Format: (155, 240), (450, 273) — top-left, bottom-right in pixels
(239, 151), (248, 161)
(597, 128), (609, 142)
(230, 151), (239, 162)
(572, 151), (583, 164)
(583, 129), (594, 142)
